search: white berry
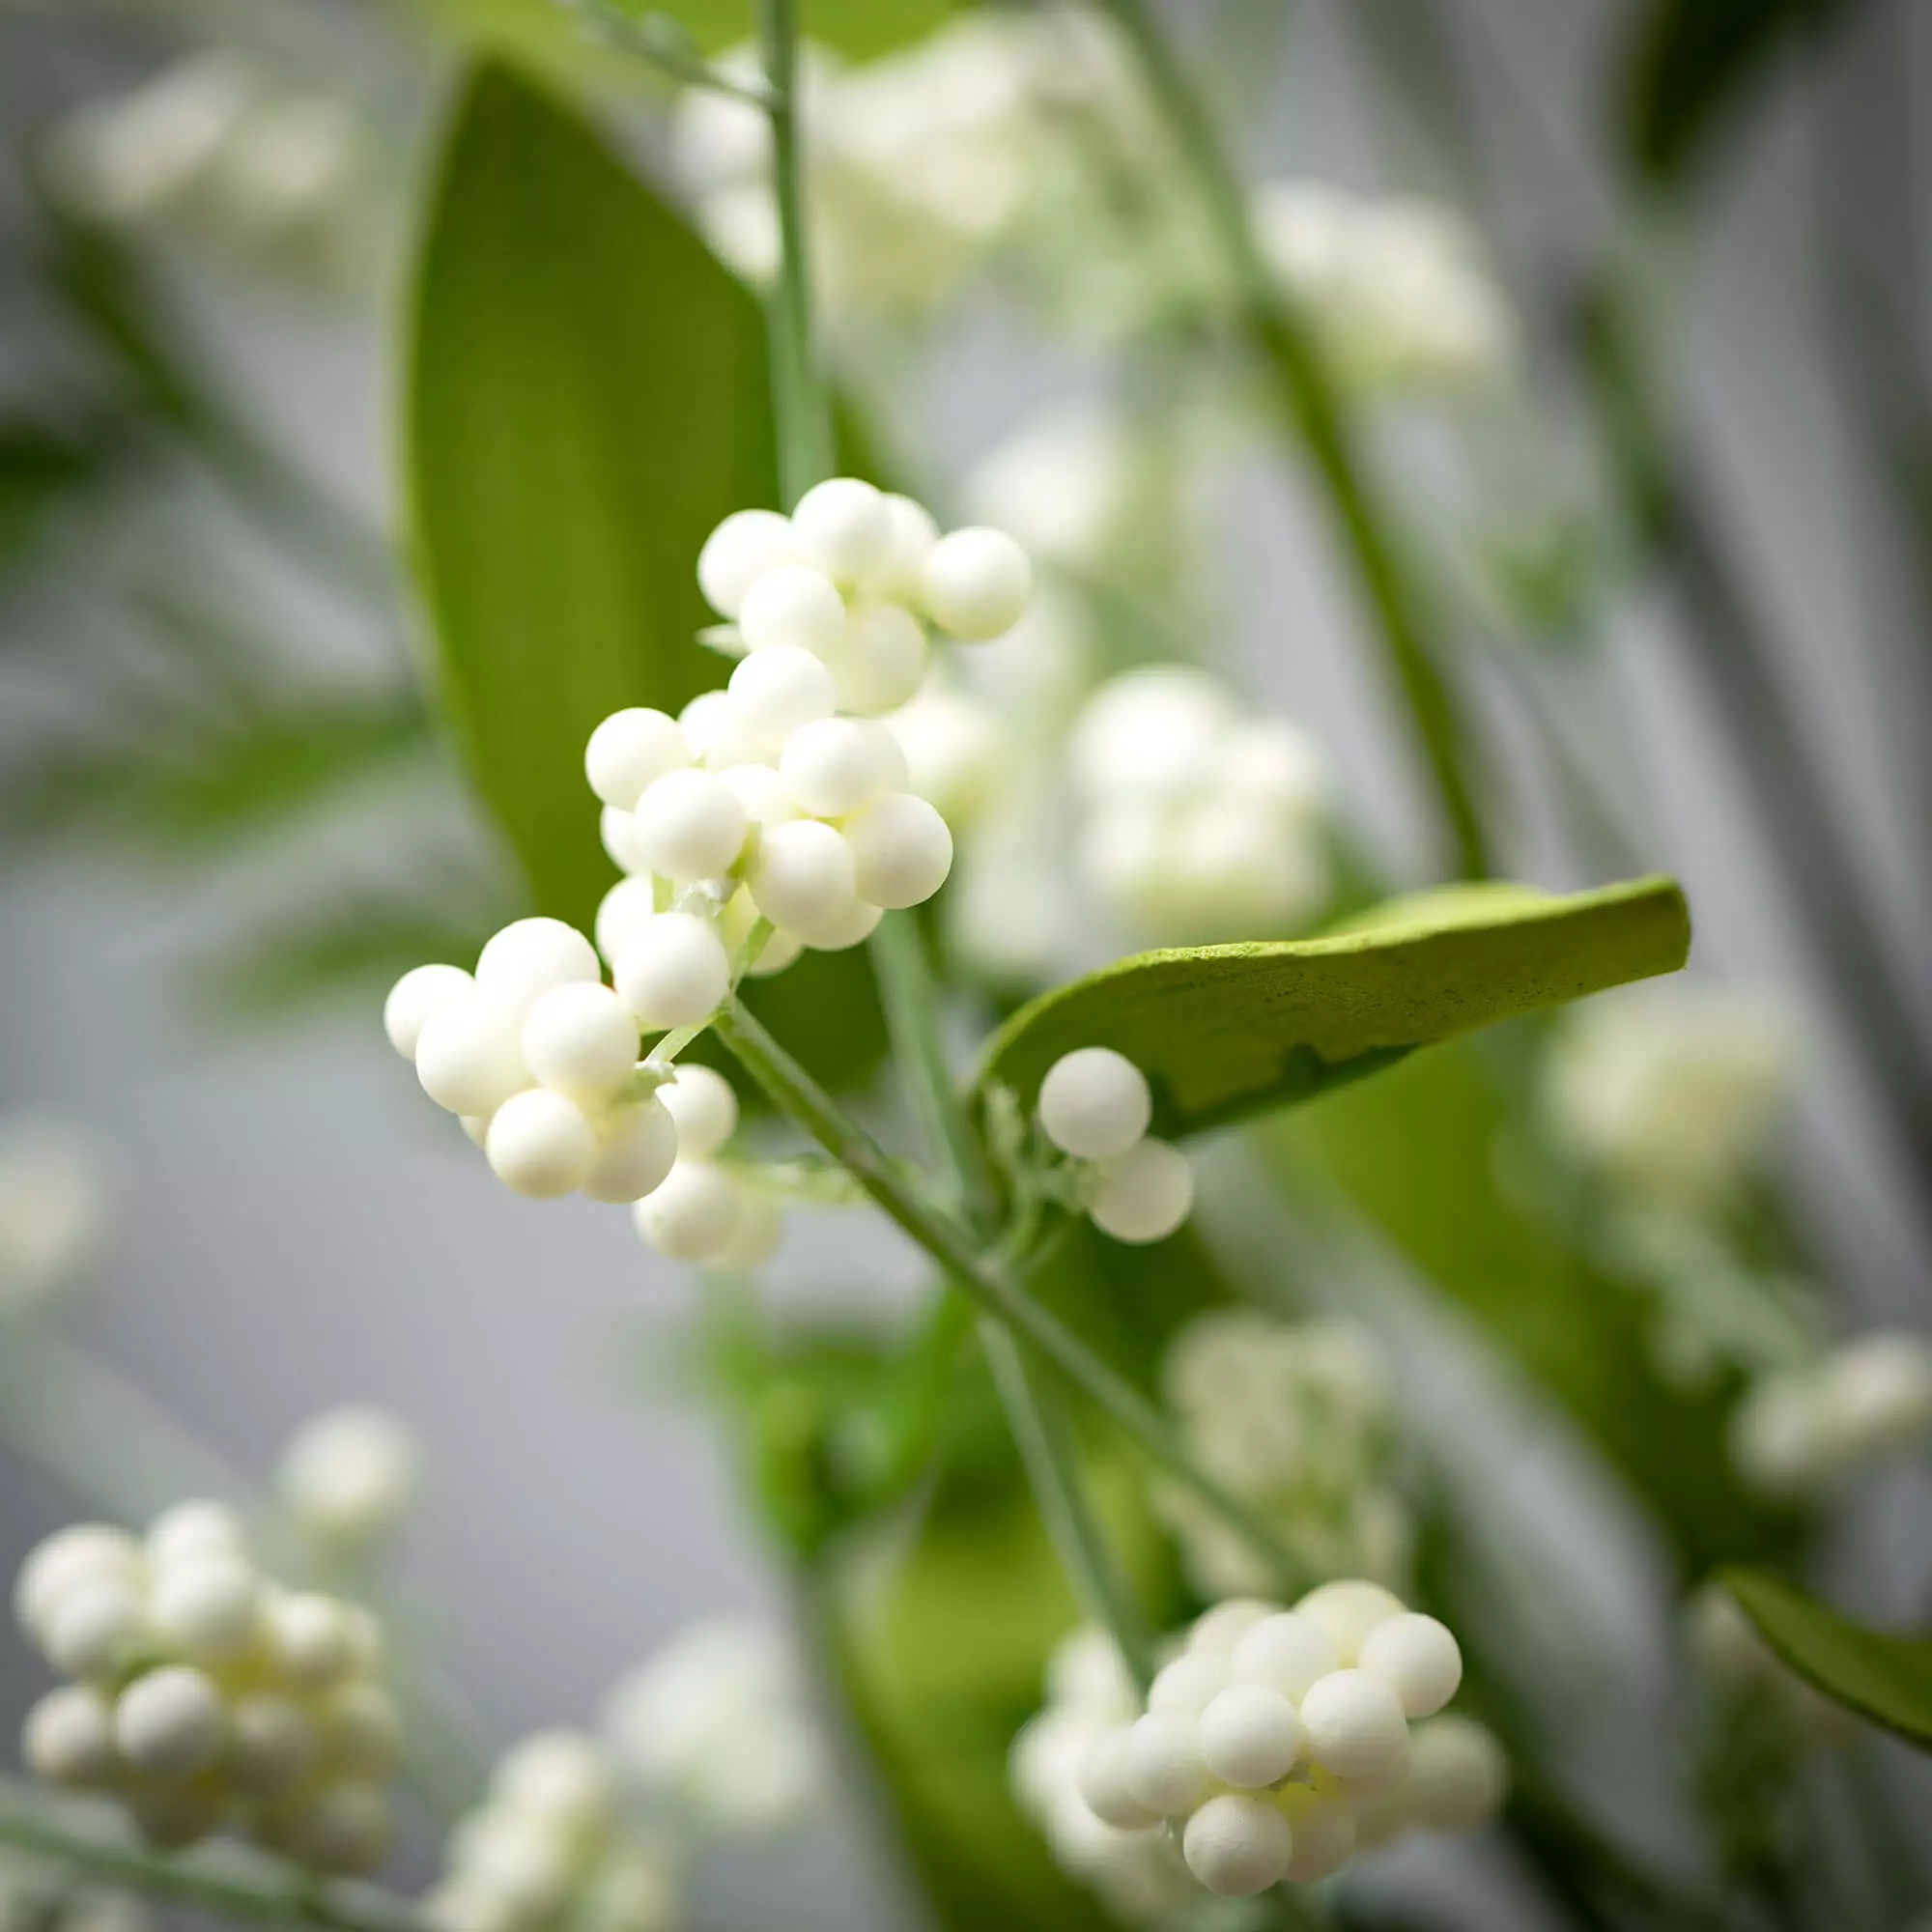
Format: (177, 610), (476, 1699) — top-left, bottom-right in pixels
(1293, 1579), (1404, 1664)
(581, 1099), (679, 1205)
(802, 897), (882, 952)
(595, 877), (660, 966)
(1037, 1047), (1151, 1161)
(1229, 1611), (1339, 1703)
(1122, 1712), (1208, 1816)
(822, 600), (928, 715)
(474, 919), (602, 1015)
(790, 478), (893, 583)
(522, 983), (639, 1104)
(679, 690), (763, 772)
(275, 1778), (391, 1877)
(633, 769), (749, 881)
(779, 717), (907, 819)
(486, 1090), (598, 1199)
(1188, 1599), (1281, 1657)
(727, 643), (838, 751)
(1088, 1138), (1192, 1244)
(716, 761), (799, 827)
(1297, 1668), (1410, 1784)
(614, 914), (730, 1030)
(414, 988), (529, 1119)
(1358, 1612), (1462, 1719)
(737, 568), (847, 659)
(632, 1161), (743, 1262)
(278, 1408), (418, 1548)
(1198, 1684), (1303, 1788)
(864, 494), (940, 601)
(601, 804), (654, 874)
(14, 1525), (140, 1639)
(384, 965), (472, 1061)
(1181, 1794), (1293, 1897)
(147, 1501), (246, 1568)
(22, 1685), (118, 1789)
(1148, 1650), (1226, 1719)
(114, 1665), (227, 1778)
(1403, 1716), (1507, 1833)
(920, 526), (1033, 639)
(265, 1593), (354, 1689)
(43, 1577), (146, 1680)
(229, 1694), (320, 1797)
(712, 1189), (783, 1270)
(1075, 1726), (1161, 1830)
(658, 1065), (738, 1159)
(843, 792), (952, 909)
(149, 1553), (261, 1662)
(748, 819), (860, 941)
(316, 1681), (402, 1777)
(697, 509), (798, 618)
(584, 708), (689, 810)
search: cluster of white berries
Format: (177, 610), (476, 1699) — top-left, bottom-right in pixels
(16, 1505), (398, 1874)
(1251, 184), (1514, 393)
(1037, 1048), (1194, 1245)
(1683, 1583), (1856, 1747)
(1730, 1331), (1932, 1497)
(1158, 1314), (1407, 1600)
(1545, 984), (1794, 1215)
(630, 1066), (782, 1272)
(1070, 668), (1331, 943)
(425, 1733), (675, 1932)
(590, 480), (1028, 988)
(1024, 1586), (1504, 1906)
(0, 1856), (147, 1932)
(0, 1115), (109, 1317)
(275, 1407), (420, 1556)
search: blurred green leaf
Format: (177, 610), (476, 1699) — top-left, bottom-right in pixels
(1723, 1569), (1932, 1747)
(978, 876), (1691, 1137)
(1623, 0), (1863, 184)
(0, 416), (125, 573)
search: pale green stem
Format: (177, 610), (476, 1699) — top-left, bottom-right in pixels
(0, 1786), (419, 1932)
(709, 995), (1308, 1593)
(1087, 0), (1492, 881)
(556, 0), (777, 103)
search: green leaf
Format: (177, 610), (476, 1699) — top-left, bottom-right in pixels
(978, 876), (1691, 1137)
(1722, 1569), (1932, 1748)
(404, 60), (775, 928)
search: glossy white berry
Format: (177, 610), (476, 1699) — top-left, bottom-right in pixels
(712, 1189), (784, 1270)
(1148, 1651), (1226, 1719)
(1285, 1801), (1356, 1881)
(581, 1100), (679, 1205)
(114, 1665), (227, 1778)
(791, 477), (893, 582)
(779, 717), (907, 819)
(697, 509), (799, 617)
(1188, 1599), (1280, 1658)
(150, 1553), (261, 1662)
(745, 925), (805, 978)
(679, 690), (763, 772)
(601, 804), (655, 875)
(843, 792), (952, 909)
(802, 897), (882, 951)
(1088, 1138), (1192, 1244)
(595, 878), (660, 965)
(1403, 1716), (1507, 1833)
(274, 1779), (391, 1877)
(864, 494), (940, 601)
(265, 1592), (354, 1689)
(632, 1161), (743, 1262)
(1181, 1794), (1293, 1897)
(1198, 1684), (1303, 1788)
(22, 1685), (118, 1788)
(727, 643), (838, 751)
(14, 1524), (140, 1638)
(384, 965), (472, 1061)
(475, 919), (602, 1015)
(278, 1409), (418, 1548)
(521, 984), (639, 1104)
(1122, 1712), (1208, 1815)
(716, 760), (799, 827)
(1229, 1611), (1339, 1703)
(615, 914), (730, 1030)
(229, 1694), (320, 1797)
(1358, 1612), (1462, 1719)
(748, 818), (860, 940)
(737, 568), (847, 659)
(1298, 1668), (1409, 1784)
(822, 600), (928, 715)
(1075, 1726), (1161, 1830)
(1037, 1048), (1151, 1161)
(1293, 1580), (1403, 1665)
(486, 1090), (598, 1199)
(633, 769), (749, 881)
(43, 1577), (146, 1680)
(584, 708), (689, 811)
(415, 989), (531, 1118)
(658, 1065), (738, 1159)
(920, 526), (1033, 639)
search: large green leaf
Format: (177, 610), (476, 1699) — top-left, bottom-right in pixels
(978, 876), (1690, 1135)
(1723, 1569), (1932, 1748)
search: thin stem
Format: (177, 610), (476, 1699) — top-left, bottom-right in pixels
(0, 1787), (420, 1932)
(556, 0), (777, 103)
(709, 994), (1308, 1592)
(757, 0), (836, 503)
(1088, 0), (1492, 880)
(980, 1318), (1156, 1691)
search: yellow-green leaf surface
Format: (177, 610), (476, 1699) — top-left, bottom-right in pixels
(1724, 1569), (1932, 1748)
(979, 875), (1691, 1134)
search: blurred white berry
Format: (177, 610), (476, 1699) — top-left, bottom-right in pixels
(278, 1407), (418, 1549)
(632, 769), (750, 882)
(843, 793), (952, 909)
(415, 989), (531, 1119)
(315, 1680), (403, 1778)
(748, 819), (861, 940)
(522, 984), (640, 1105)
(229, 1693), (320, 1797)
(581, 1099), (680, 1206)
(487, 1090), (598, 1199)
(614, 915), (730, 1031)
(1295, 1579), (1404, 1665)
(887, 687), (1005, 822)
(22, 1685), (118, 1789)
(1229, 1612), (1339, 1702)
(14, 1524), (140, 1639)
(1037, 1047), (1151, 1161)
(1181, 1794), (1293, 1897)
(1122, 1712), (1208, 1815)
(698, 509), (799, 617)
(632, 1161), (744, 1263)
(716, 760), (799, 827)
(475, 919), (603, 1016)
(1087, 1139), (1192, 1244)
(737, 571), (848, 661)
(601, 805), (656, 875)
(920, 526), (1033, 639)
(1075, 1727), (1161, 1830)
(1815, 1332), (1932, 1467)
(265, 1592), (355, 1689)
(148, 1552), (260, 1663)
(43, 1576), (147, 1681)
(727, 642), (839, 753)
(585, 709), (689, 813)
(1403, 1715), (1507, 1833)
(595, 880), (661, 968)
(679, 690), (764, 772)
(1188, 1599), (1281, 1659)
(272, 1779), (391, 1877)
(114, 1665), (227, 1778)
(863, 494), (940, 602)
(657, 1066), (738, 1160)
(780, 718), (907, 819)
(384, 965), (474, 1061)
(790, 478), (894, 583)
(1148, 1652), (1225, 1720)
(1358, 1612), (1462, 1719)
(823, 600), (928, 714)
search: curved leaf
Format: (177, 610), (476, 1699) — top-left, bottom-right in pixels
(1723, 1569), (1932, 1749)
(978, 876), (1691, 1135)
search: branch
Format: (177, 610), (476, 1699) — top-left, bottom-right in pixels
(554, 0), (777, 105)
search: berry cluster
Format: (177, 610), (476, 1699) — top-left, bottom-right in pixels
(385, 920), (678, 1206)
(1037, 1047), (1193, 1245)
(16, 1505), (398, 1875)
(1730, 1331), (1932, 1496)
(1071, 1584), (1504, 1898)
(425, 1732), (676, 1932)
(275, 1407), (420, 1556)
(631, 1066), (783, 1271)
(593, 479), (1030, 969)
(1070, 668), (1331, 943)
